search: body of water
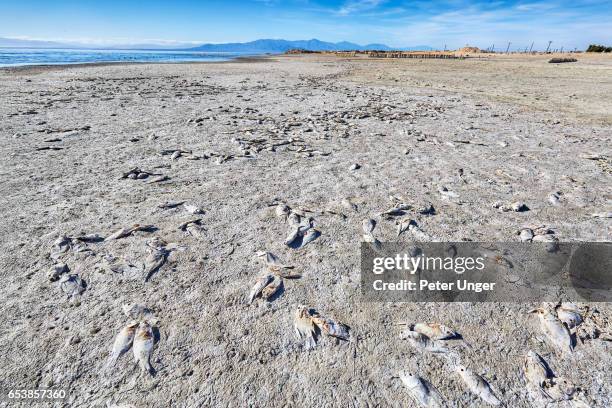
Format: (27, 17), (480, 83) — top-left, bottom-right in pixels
(0, 48), (250, 67)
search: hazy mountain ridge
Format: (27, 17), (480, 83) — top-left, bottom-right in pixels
(188, 38), (433, 52)
(0, 37), (433, 52)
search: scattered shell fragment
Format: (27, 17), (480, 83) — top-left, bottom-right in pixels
(398, 330), (448, 353)
(528, 307), (573, 354)
(456, 365), (501, 406)
(106, 322), (139, 368)
(399, 372), (446, 408)
(133, 322), (155, 374)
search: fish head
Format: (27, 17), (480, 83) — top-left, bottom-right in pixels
(439, 324), (457, 338)
(398, 372), (419, 386)
(527, 308), (547, 316)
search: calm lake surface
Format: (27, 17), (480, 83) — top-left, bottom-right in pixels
(0, 48), (250, 67)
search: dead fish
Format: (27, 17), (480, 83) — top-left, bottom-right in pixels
(555, 303), (583, 331)
(396, 218), (413, 237)
(438, 186), (459, 199)
(300, 228), (320, 248)
(179, 219), (205, 237)
(260, 275), (283, 300)
(341, 198), (358, 211)
(183, 204), (205, 215)
(106, 322), (139, 368)
(519, 228), (534, 242)
(158, 201), (185, 209)
(287, 212), (301, 226)
(284, 226), (301, 246)
(122, 303), (158, 324)
(546, 377), (577, 402)
(362, 218), (376, 235)
(311, 314), (350, 341)
(528, 308), (573, 354)
(248, 274), (274, 304)
(399, 372), (446, 408)
(59, 274), (85, 298)
(379, 205), (409, 217)
(413, 323), (457, 340)
(409, 223), (431, 241)
(48, 263), (69, 282)
(276, 204), (291, 220)
(363, 233), (382, 251)
(548, 193), (561, 206)
(524, 351), (553, 402)
(294, 306), (317, 349)
(146, 175), (169, 184)
(399, 330), (448, 353)
(143, 249), (167, 282)
(456, 365), (501, 406)
(53, 236), (72, 254)
(105, 224), (154, 241)
(133, 322), (154, 374)
(591, 212), (612, 218)
(170, 151), (181, 160)
(511, 202), (529, 212)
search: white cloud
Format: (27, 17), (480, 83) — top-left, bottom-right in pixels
(337, 0), (386, 16)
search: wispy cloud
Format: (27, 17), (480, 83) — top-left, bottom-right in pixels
(337, 0), (387, 15)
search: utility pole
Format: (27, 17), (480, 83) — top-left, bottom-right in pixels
(529, 42), (534, 53)
(545, 41), (552, 53)
(506, 42), (511, 54)
(444, 44), (447, 51)
(491, 44), (495, 53)
(560, 46), (564, 53)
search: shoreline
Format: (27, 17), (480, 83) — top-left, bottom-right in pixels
(0, 54), (274, 73)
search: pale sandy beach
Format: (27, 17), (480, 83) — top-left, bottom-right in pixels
(0, 53), (611, 407)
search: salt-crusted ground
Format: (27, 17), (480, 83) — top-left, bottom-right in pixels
(0, 54), (610, 407)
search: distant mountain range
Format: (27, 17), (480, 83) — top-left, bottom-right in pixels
(187, 39), (432, 52)
(0, 37), (433, 52)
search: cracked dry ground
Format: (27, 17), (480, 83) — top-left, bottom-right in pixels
(0, 55), (610, 407)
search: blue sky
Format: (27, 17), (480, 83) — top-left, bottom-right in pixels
(1, 1), (611, 49)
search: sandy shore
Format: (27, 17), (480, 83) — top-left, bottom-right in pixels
(0, 54), (611, 407)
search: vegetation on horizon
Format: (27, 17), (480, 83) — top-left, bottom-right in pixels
(586, 44), (612, 52)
